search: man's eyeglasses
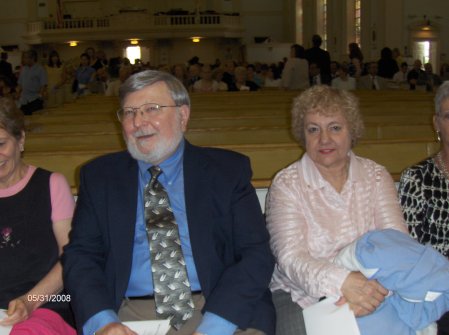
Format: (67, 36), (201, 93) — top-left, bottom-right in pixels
(117, 103), (179, 122)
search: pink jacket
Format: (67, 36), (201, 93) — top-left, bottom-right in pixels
(266, 152), (407, 308)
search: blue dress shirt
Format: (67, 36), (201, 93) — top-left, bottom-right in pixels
(83, 139), (237, 335)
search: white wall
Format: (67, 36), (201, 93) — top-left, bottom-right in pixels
(246, 43), (291, 64)
(0, 0), (28, 48)
(239, 0), (287, 44)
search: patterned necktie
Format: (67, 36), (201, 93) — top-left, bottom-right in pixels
(144, 166), (194, 330)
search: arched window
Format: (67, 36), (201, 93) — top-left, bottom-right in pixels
(317, 0), (328, 50)
(354, 0), (361, 46)
(295, 0), (303, 44)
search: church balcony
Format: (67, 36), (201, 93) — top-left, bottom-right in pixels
(23, 12), (244, 45)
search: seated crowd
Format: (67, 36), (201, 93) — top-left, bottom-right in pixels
(1, 36), (447, 116)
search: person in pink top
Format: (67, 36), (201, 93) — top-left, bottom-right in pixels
(0, 97), (76, 334)
(265, 85), (408, 335)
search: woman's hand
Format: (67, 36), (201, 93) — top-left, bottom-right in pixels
(0, 296), (33, 326)
(337, 271), (388, 316)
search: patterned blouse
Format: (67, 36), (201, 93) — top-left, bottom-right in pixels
(399, 157), (449, 257)
(266, 152), (407, 308)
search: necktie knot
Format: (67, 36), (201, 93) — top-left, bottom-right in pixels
(149, 166), (162, 180)
(148, 166), (162, 189)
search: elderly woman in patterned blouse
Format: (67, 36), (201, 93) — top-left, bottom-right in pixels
(266, 85), (408, 335)
(399, 81), (449, 335)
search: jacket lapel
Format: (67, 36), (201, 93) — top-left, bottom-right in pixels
(183, 142), (213, 293)
(108, 152), (139, 297)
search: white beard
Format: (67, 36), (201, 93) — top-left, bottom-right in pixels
(126, 128), (184, 165)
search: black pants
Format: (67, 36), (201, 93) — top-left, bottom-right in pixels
(438, 311), (449, 335)
(20, 98), (43, 115)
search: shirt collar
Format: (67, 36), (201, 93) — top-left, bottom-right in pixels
(137, 138), (185, 183)
(301, 151), (361, 190)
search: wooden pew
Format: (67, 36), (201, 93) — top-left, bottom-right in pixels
(24, 121), (437, 152)
(22, 90), (437, 192)
(23, 138), (440, 191)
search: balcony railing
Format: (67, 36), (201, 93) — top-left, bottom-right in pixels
(26, 13), (241, 34)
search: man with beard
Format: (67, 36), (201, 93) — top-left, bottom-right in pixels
(63, 70), (275, 335)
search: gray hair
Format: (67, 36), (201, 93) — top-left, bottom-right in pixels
(435, 81), (449, 115)
(119, 70), (190, 107)
(0, 97), (25, 140)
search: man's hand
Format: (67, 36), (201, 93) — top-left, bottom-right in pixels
(337, 271), (388, 317)
(95, 322), (137, 335)
(0, 296), (33, 326)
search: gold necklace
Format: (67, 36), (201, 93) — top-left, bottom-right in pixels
(437, 152), (449, 177)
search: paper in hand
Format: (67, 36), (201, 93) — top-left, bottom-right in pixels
(303, 297), (361, 335)
(123, 319), (171, 335)
(0, 310), (12, 335)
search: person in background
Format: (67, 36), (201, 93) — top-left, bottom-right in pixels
(309, 62), (331, 86)
(171, 63), (189, 89)
(119, 58), (133, 83)
(75, 53), (96, 97)
(424, 63), (442, 92)
(392, 48), (404, 69)
(85, 48), (107, 94)
(246, 64), (263, 87)
(377, 47), (399, 79)
(45, 50), (65, 107)
(211, 67), (228, 91)
(193, 64), (219, 93)
(0, 52), (15, 87)
(222, 60), (236, 89)
(331, 63), (356, 90)
(440, 63), (449, 82)
(105, 57), (122, 97)
(281, 44), (309, 90)
(17, 50), (47, 115)
(61, 62), (76, 103)
(407, 59), (426, 91)
(357, 62), (388, 90)
(398, 81), (449, 335)
(228, 66), (260, 91)
(348, 42), (364, 78)
(330, 61), (340, 80)
(85, 47), (102, 71)
(0, 75), (15, 99)
(0, 97), (75, 334)
(305, 35), (331, 79)
(62, 70), (275, 335)
(95, 50), (108, 69)
(187, 64), (201, 91)
(264, 66), (281, 88)
(266, 85), (407, 335)
(392, 62), (409, 85)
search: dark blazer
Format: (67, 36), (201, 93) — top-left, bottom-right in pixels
(305, 47), (331, 77)
(62, 141), (275, 334)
